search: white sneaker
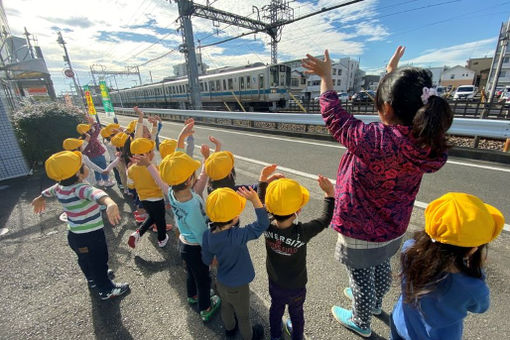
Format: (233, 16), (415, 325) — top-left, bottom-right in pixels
(158, 233), (169, 248)
(59, 212), (68, 222)
(103, 180), (116, 187)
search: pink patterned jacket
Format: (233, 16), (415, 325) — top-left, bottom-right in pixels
(320, 90), (447, 242)
(82, 122), (106, 159)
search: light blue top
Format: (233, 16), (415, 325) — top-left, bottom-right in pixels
(168, 188), (207, 245)
(392, 239), (490, 340)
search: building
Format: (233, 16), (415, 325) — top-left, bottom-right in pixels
(0, 0), (30, 180)
(487, 21), (510, 92)
(303, 57), (361, 98)
(467, 57), (492, 89)
(362, 74), (380, 91)
(427, 66), (448, 87)
(173, 53), (208, 77)
(439, 65), (475, 88)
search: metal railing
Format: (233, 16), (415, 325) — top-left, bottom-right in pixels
(112, 107), (510, 140)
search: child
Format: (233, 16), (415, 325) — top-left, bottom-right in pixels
(136, 121), (221, 322)
(110, 132), (130, 194)
(302, 46), (454, 337)
(201, 186), (269, 340)
(126, 137), (169, 248)
(76, 115), (110, 186)
(258, 171), (335, 340)
(205, 148), (256, 194)
(31, 151), (129, 300)
(391, 192), (504, 340)
(62, 138), (109, 186)
(100, 123), (123, 189)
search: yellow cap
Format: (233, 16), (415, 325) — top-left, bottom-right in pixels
(45, 151), (82, 181)
(206, 188), (246, 222)
(425, 192), (505, 247)
(265, 178), (310, 216)
(205, 151), (235, 181)
(62, 138), (84, 151)
(76, 124), (91, 135)
(159, 151), (201, 185)
(126, 120), (137, 133)
(111, 132), (129, 148)
(100, 123), (120, 138)
(130, 137), (155, 155)
(159, 139), (177, 158)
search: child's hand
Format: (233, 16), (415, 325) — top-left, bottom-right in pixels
(317, 175), (335, 197)
(259, 164), (277, 182)
(134, 106), (144, 119)
(32, 195), (45, 214)
(84, 133), (91, 142)
(86, 115), (95, 125)
(201, 144), (210, 160)
(155, 115), (162, 122)
(302, 50), (332, 78)
(105, 202), (121, 226)
(237, 186), (263, 208)
(133, 154), (151, 167)
(184, 117), (194, 126)
(102, 170), (110, 175)
(211, 257), (218, 268)
(180, 120), (195, 139)
(209, 136), (221, 152)
(387, 45), (405, 74)
(267, 173), (285, 183)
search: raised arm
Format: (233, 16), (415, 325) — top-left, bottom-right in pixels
(301, 175), (335, 242)
(302, 50), (334, 95)
(230, 187), (269, 245)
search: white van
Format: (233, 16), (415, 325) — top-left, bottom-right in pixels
(453, 85), (476, 101)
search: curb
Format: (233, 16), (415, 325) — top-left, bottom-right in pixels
(448, 147), (510, 164)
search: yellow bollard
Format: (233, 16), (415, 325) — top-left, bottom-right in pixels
(504, 138), (510, 152)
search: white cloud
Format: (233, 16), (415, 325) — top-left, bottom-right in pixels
(402, 38), (497, 67)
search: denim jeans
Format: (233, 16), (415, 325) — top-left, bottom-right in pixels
(89, 154), (109, 181)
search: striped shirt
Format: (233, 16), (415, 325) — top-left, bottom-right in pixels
(42, 183), (108, 234)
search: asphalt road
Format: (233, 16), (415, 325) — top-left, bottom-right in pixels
(0, 112), (508, 340)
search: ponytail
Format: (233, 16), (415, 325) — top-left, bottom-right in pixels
(412, 95), (453, 156)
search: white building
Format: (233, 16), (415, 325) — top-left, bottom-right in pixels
(304, 57), (360, 98)
(440, 65), (475, 88)
(173, 53), (208, 77)
(427, 66), (448, 87)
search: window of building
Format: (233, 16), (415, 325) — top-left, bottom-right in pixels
(291, 78), (299, 87)
(338, 69), (342, 76)
(505, 57), (509, 63)
(307, 81), (311, 86)
(301, 78), (306, 84)
(332, 68), (337, 75)
(312, 80), (320, 86)
(450, 74), (455, 79)
(338, 79), (341, 86)
(501, 71), (507, 77)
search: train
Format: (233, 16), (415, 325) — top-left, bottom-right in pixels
(95, 62), (292, 111)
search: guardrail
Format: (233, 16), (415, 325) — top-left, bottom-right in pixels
(112, 107), (510, 140)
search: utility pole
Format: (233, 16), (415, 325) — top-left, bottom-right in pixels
(262, 0), (294, 65)
(23, 27), (35, 59)
(474, 19), (510, 148)
(57, 31), (85, 109)
(177, 0), (202, 109)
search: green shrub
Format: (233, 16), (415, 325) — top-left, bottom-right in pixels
(12, 101), (85, 166)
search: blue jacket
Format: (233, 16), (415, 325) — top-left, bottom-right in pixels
(201, 208), (269, 287)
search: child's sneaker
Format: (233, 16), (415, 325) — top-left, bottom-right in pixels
(187, 295), (198, 305)
(128, 230), (140, 248)
(200, 295), (221, 322)
(284, 318), (293, 336)
(158, 234), (169, 248)
(59, 212), (68, 222)
(331, 306), (371, 338)
(134, 213), (147, 223)
(99, 283), (130, 300)
(153, 224), (173, 232)
(103, 180), (116, 187)
(251, 324), (264, 340)
(343, 287), (382, 315)
(88, 269), (114, 289)
(118, 184), (124, 190)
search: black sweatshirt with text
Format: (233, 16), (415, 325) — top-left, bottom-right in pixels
(258, 181), (335, 290)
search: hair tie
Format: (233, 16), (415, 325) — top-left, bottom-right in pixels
(421, 87), (437, 104)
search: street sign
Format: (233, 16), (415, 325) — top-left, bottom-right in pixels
(99, 81), (115, 118)
(64, 69), (74, 78)
(83, 85), (96, 115)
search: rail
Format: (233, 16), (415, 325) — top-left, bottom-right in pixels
(112, 107), (510, 139)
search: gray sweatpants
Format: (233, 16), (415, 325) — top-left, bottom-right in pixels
(216, 281), (252, 340)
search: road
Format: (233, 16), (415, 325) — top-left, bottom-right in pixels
(0, 112), (508, 340)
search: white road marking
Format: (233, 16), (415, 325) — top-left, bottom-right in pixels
(112, 115), (510, 232)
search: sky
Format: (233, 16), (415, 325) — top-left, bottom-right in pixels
(4, 0), (510, 95)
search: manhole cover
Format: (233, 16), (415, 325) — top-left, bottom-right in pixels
(0, 228), (8, 236)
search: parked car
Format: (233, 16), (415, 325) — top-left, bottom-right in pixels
(352, 90), (375, 103)
(435, 86), (446, 97)
(453, 85), (476, 101)
(338, 92), (349, 103)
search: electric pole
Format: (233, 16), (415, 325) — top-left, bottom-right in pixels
(57, 31), (85, 109)
(474, 19), (510, 148)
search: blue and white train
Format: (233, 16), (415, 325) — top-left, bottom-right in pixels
(102, 63), (291, 111)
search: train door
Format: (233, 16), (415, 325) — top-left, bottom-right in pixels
(258, 74), (264, 99)
(239, 76), (245, 101)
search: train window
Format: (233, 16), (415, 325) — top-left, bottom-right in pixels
(200, 82), (204, 91)
(246, 76), (251, 89)
(216, 80), (221, 91)
(223, 79), (226, 91)
(240, 77), (244, 89)
(259, 74), (264, 89)
(280, 65), (286, 72)
(209, 81), (215, 91)
(205, 82), (208, 91)
(271, 68), (278, 86)
(228, 78), (233, 90)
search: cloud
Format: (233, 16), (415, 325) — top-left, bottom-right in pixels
(45, 17), (94, 29)
(403, 37), (497, 67)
